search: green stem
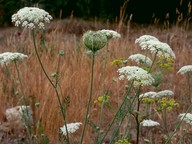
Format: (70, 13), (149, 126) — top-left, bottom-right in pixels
(99, 81), (134, 144)
(80, 52), (95, 144)
(187, 73), (191, 103)
(32, 30), (70, 143)
(165, 103), (192, 144)
(97, 42), (109, 141)
(135, 85), (142, 144)
(162, 109), (168, 134)
(4, 63), (18, 99)
(14, 61), (33, 144)
(148, 51), (158, 73)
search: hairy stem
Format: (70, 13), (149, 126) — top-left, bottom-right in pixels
(80, 52), (95, 144)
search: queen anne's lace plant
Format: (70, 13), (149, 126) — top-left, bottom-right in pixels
(83, 30), (108, 52)
(99, 29), (121, 40)
(178, 113), (192, 125)
(60, 122), (82, 136)
(135, 35), (176, 59)
(135, 35), (159, 45)
(139, 92), (157, 99)
(0, 52), (28, 66)
(12, 7), (52, 30)
(117, 66), (154, 87)
(177, 65), (192, 74)
(140, 119), (160, 127)
(155, 90), (174, 99)
(128, 54), (152, 66)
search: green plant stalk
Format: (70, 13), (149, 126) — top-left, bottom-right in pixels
(162, 109), (168, 134)
(109, 86), (138, 143)
(165, 103), (192, 144)
(135, 85), (142, 144)
(178, 130), (187, 144)
(32, 30), (70, 144)
(187, 73), (191, 103)
(99, 81), (134, 143)
(97, 42), (109, 141)
(148, 51), (158, 73)
(80, 52), (95, 144)
(14, 61), (33, 144)
(4, 63), (18, 99)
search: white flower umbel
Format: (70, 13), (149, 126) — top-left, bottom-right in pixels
(135, 35), (159, 45)
(99, 29), (121, 39)
(177, 65), (192, 75)
(128, 54), (152, 66)
(5, 105), (33, 129)
(178, 113), (192, 125)
(138, 40), (176, 59)
(155, 90), (174, 99)
(117, 66), (154, 87)
(12, 7), (52, 30)
(140, 119), (160, 127)
(139, 91), (157, 99)
(60, 122), (82, 136)
(0, 52), (28, 66)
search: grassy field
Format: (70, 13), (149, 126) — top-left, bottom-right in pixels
(0, 18), (192, 143)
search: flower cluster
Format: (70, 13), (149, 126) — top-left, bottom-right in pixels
(83, 30), (108, 52)
(99, 29), (121, 40)
(139, 91), (157, 99)
(115, 138), (131, 144)
(155, 90), (174, 99)
(94, 94), (111, 107)
(157, 97), (179, 111)
(128, 53), (152, 66)
(177, 65), (192, 75)
(5, 105), (33, 128)
(157, 55), (175, 71)
(135, 35), (176, 59)
(60, 122), (82, 136)
(0, 52), (28, 66)
(12, 7), (52, 30)
(178, 113), (192, 125)
(117, 66), (154, 87)
(140, 119), (160, 127)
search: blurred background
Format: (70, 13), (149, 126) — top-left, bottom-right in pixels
(0, 0), (191, 26)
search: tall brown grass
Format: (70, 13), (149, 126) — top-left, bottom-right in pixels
(0, 19), (192, 143)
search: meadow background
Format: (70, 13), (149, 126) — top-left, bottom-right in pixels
(0, 0), (192, 143)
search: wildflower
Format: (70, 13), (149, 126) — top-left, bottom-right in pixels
(94, 94), (110, 107)
(157, 56), (175, 71)
(0, 52), (28, 66)
(115, 138), (131, 144)
(110, 58), (126, 67)
(99, 29), (121, 40)
(139, 92), (157, 99)
(117, 66), (154, 87)
(140, 119), (160, 127)
(83, 30), (108, 52)
(12, 7), (52, 30)
(128, 53), (152, 66)
(135, 35), (159, 44)
(5, 105), (33, 128)
(157, 97), (179, 111)
(60, 122), (82, 136)
(155, 90), (174, 99)
(139, 40), (176, 59)
(177, 65), (192, 74)
(178, 113), (192, 125)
